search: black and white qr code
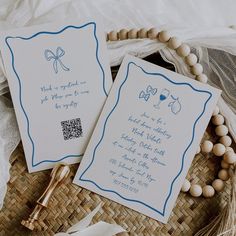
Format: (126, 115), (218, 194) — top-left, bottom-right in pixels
(61, 118), (83, 140)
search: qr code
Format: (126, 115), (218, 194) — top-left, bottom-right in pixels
(61, 118), (83, 140)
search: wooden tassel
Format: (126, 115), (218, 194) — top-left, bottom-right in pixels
(195, 166), (236, 236)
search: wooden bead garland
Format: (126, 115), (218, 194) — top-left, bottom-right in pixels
(213, 143), (226, 156)
(201, 140), (213, 153)
(158, 30), (171, 43)
(220, 135), (232, 147)
(138, 28), (148, 38)
(223, 151), (236, 164)
(191, 63), (203, 76)
(196, 74), (208, 83)
(106, 28), (235, 199)
(190, 184), (202, 197)
(221, 160), (230, 169)
(119, 29), (128, 40)
(202, 185), (215, 198)
(128, 28), (139, 39)
(226, 146), (234, 153)
(147, 28), (159, 39)
(181, 179), (191, 192)
(218, 169), (230, 181)
(185, 53), (198, 66)
(176, 43), (191, 57)
(215, 124), (228, 137)
(168, 37), (181, 49)
(212, 179), (225, 192)
(108, 30), (118, 41)
(212, 114), (224, 126)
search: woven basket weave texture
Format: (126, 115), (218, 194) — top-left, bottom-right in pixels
(0, 54), (232, 236)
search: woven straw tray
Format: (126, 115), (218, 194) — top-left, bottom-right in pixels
(0, 53), (232, 236)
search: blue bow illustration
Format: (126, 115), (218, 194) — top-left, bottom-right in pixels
(146, 85), (157, 95)
(139, 91), (150, 101)
(44, 47), (70, 74)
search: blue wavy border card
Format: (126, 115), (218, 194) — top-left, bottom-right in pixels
(0, 19), (112, 172)
(74, 55), (221, 223)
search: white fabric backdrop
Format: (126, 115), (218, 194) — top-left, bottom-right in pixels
(1, 0), (236, 209)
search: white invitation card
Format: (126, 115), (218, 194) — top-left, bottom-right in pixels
(74, 55), (221, 223)
(0, 19), (112, 172)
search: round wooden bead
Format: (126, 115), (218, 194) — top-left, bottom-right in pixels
(223, 151), (236, 164)
(119, 29), (128, 40)
(196, 74), (208, 83)
(221, 160), (230, 169)
(201, 140), (213, 153)
(147, 27), (159, 39)
(213, 143), (226, 156)
(212, 114), (224, 126)
(168, 37), (181, 49)
(218, 169), (229, 181)
(185, 53), (198, 66)
(138, 28), (148, 38)
(212, 106), (220, 116)
(226, 146), (234, 152)
(158, 30), (171, 43)
(202, 185), (215, 198)
(181, 179), (191, 192)
(190, 184), (202, 197)
(219, 135), (232, 147)
(108, 31), (118, 41)
(212, 179), (225, 192)
(128, 29), (138, 39)
(196, 74), (208, 84)
(191, 63), (203, 76)
(215, 125), (228, 137)
(176, 43), (191, 57)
